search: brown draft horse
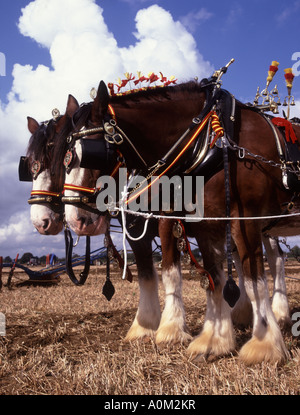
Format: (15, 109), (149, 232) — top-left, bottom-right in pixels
(23, 96), (161, 330)
(63, 78), (300, 364)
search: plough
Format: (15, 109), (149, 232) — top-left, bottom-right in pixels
(0, 247), (108, 288)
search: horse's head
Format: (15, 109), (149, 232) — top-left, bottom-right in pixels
(24, 95), (79, 235)
(63, 81), (119, 236)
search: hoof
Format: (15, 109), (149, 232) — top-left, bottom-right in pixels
(239, 335), (289, 365)
(124, 320), (156, 342)
(187, 328), (235, 360)
(155, 322), (191, 345)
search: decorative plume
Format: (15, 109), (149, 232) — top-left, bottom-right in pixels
(164, 75), (177, 86)
(266, 60), (279, 86)
(147, 72), (159, 84)
(108, 71), (177, 96)
(284, 68), (295, 95)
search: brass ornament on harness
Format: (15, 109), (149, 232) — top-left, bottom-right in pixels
(52, 108), (60, 120)
(182, 251), (191, 265)
(63, 149), (75, 173)
(172, 220), (214, 291)
(253, 61), (281, 114)
(176, 237), (186, 251)
(199, 272), (211, 290)
(172, 221), (183, 238)
(103, 119), (124, 146)
(104, 121), (115, 135)
(90, 87), (97, 100)
(31, 160), (42, 179)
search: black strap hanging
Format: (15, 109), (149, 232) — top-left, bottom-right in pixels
(222, 137), (240, 308)
(64, 228), (90, 286)
(102, 230), (115, 301)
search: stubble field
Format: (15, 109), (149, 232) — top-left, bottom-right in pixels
(0, 261), (299, 396)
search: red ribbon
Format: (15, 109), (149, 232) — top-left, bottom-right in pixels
(284, 73), (295, 81)
(272, 117), (298, 144)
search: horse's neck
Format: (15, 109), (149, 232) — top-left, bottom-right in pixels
(114, 93), (206, 167)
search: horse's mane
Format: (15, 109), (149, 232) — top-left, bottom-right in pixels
(26, 120), (57, 166)
(71, 102), (93, 128)
(110, 80), (204, 105)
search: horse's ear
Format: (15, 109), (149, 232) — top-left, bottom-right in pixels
(27, 117), (40, 134)
(94, 80), (109, 115)
(66, 94), (79, 118)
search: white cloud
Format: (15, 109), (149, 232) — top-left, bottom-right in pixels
(18, 0), (109, 49)
(0, 211), (32, 244)
(0, 209), (70, 259)
(121, 5), (212, 79)
(287, 99), (300, 119)
(275, 1), (300, 25)
(180, 8), (213, 33)
(0, 0), (213, 257)
(226, 3), (243, 25)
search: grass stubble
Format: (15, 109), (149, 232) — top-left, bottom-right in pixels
(0, 262), (299, 395)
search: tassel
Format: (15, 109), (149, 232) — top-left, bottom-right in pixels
(107, 83), (115, 96)
(111, 72), (177, 94)
(148, 72), (159, 84)
(210, 112), (224, 148)
(284, 68), (295, 95)
(266, 60), (279, 86)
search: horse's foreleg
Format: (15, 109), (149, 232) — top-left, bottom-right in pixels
(231, 247), (252, 327)
(124, 238), (161, 341)
(236, 223), (289, 364)
(155, 219), (191, 344)
(187, 234), (235, 359)
(262, 234), (291, 329)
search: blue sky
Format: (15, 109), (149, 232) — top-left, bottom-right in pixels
(0, 0), (300, 259)
(1, 0), (300, 104)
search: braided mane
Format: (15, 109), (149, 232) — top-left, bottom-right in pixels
(110, 80), (204, 105)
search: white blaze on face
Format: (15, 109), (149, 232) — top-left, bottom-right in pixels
(64, 141), (108, 236)
(30, 170), (63, 235)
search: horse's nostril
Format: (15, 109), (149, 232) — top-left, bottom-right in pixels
(42, 219), (50, 230)
(77, 216), (89, 229)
